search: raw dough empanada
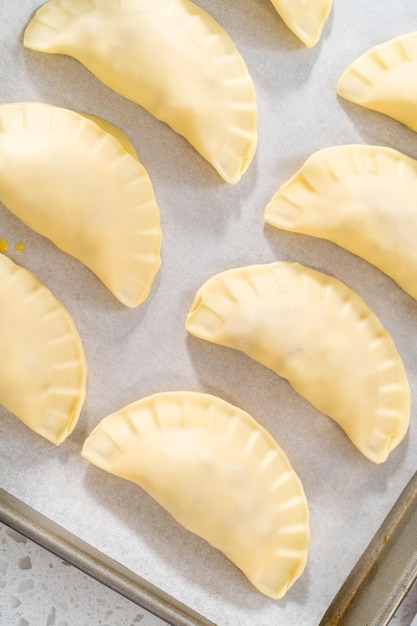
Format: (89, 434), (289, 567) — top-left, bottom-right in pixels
(80, 112), (139, 160)
(0, 102), (161, 308)
(24, 0), (257, 184)
(269, 0), (332, 47)
(264, 144), (417, 301)
(186, 262), (410, 463)
(0, 254), (87, 444)
(337, 32), (417, 132)
(81, 391), (309, 599)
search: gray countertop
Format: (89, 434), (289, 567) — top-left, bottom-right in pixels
(0, 521), (168, 626)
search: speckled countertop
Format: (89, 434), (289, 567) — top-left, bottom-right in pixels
(0, 522), (168, 626)
(0, 519), (416, 626)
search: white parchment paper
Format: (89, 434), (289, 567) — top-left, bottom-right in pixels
(1, 1), (417, 624)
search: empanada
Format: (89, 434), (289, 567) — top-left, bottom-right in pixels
(269, 0), (332, 48)
(0, 102), (161, 308)
(264, 144), (417, 301)
(24, 0), (257, 184)
(337, 32), (417, 132)
(81, 391), (309, 599)
(80, 112), (139, 159)
(0, 254), (87, 444)
(186, 262), (410, 463)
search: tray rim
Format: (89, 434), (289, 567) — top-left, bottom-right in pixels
(0, 487), (216, 626)
(2, 470), (417, 626)
(319, 469), (417, 626)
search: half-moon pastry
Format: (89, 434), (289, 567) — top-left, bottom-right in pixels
(264, 144), (417, 301)
(0, 102), (161, 307)
(82, 390), (309, 598)
(24, 0), (257, 183)
(337, 32), (417, 132)
(186, 262), (410, 463)
(269, 0), (332, 47)
(0, 253), (87, 444)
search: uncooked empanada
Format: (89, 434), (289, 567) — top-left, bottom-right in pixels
(0, 254), (87, 444)
(337, 32), (417, 132)
(186, 262), (410, 463)
(269, 0), (332, 47)
(81, 391), (309, 599)
(264, 144), (417, 301)
(80, 112), (139, 160)
(24, 0), (257, 184)
(0, 102), (161, 308)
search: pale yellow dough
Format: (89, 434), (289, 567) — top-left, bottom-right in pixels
(264, 144), (417, 301)
(0, 254), (87, 444)
(269, 0), (332, 47)
(0, 102), (161, 308)
(186, 262), (410, 464)
(337, 32), (417, 132)
(81, 391), (309, 599)
(79, 112), (139, 159)
(24, 0), (257, 184)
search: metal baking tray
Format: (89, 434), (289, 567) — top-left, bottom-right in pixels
(1, 471), (416, 626)
(320, 469), (417, 626)
(0, 488), (215, 626)
(1, 1), (417, 625)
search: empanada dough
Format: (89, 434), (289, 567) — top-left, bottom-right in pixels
(337, 32), (417, 132)
(81, 391), (309, 599)
(264, 144), (417, 301)
(269, 0), (332, 47)
(186, 262), (410, 463)
(24, 0), (257, 184)
(0, 102), (161, 308)
(80, 112), (139, 159)
(0, 254), (87, 444)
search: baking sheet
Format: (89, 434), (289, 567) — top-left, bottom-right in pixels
(0, 488), (215, 626)
(321, 470), (417, 625)
(1, 1), (417, 625)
